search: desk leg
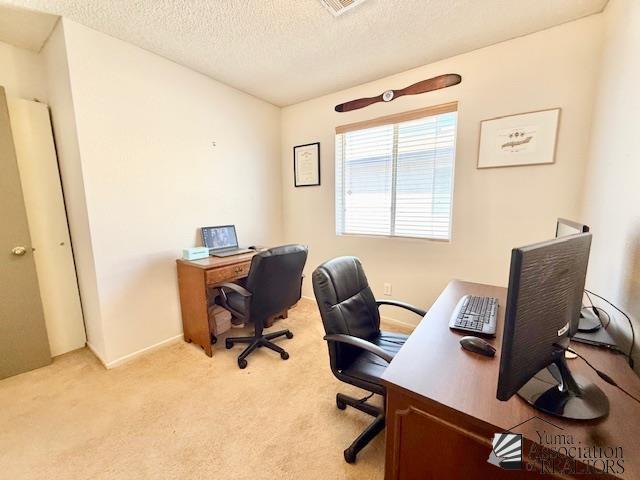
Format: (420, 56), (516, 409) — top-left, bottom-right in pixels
(177, 263), (213, 357)
(264, 308), (289, 328)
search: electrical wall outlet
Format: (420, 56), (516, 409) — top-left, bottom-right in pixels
(383, 283), (392, 296)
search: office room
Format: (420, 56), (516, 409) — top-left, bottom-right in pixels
(0, 0), (639, 478)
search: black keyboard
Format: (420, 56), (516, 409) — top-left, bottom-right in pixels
(448, 295), (498, 336)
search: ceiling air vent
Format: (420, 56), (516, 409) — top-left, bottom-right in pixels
(319, 0), (369, 17)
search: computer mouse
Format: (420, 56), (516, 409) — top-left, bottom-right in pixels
(460, 336), (496, 357)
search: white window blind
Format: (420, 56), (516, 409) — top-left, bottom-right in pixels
(335, 104), (457, 240)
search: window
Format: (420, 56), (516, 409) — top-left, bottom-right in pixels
(335, 103), (457, 240)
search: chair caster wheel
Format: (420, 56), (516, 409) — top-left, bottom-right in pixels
(280, 351), (289, 360)
(238, 358), (248, 369)
(344, 447), (356, 464)
(225, 340), (233, 349)
(285, 331), (294, 339)
(211, 335), (217, 345)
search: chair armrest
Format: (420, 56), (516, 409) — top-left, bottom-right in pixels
(376, 299), (426, 317)
(215, 282), (252, 297)
(323, 334), (394, 363)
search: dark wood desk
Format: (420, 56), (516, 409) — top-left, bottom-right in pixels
(176, 252), (257, 357)
(382, 280), (640, 479)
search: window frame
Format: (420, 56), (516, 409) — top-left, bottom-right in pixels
(334, 102), (458, 242)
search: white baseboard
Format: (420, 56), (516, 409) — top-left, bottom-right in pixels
(84, 296), (415, 369)
(105, 334), (184, 369)
(86, 334), (184, 370)
(86, 341), (109, 368)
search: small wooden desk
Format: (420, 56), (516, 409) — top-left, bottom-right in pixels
(176, 252), (257, 357)
(382, 280), (640, 479)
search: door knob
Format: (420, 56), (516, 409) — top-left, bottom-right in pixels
(11, 246), (27, 256)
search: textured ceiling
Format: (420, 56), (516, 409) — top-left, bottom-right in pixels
(2, 0), (607, 106)
(0, 3), (57, 51)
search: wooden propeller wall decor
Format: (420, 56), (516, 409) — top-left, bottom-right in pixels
(334, 73), (462, 113)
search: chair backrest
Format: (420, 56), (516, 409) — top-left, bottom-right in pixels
(312, 256), (380, 371)
(246, 244), (308, 326)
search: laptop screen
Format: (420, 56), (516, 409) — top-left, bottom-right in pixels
(202, 225), (238, 250)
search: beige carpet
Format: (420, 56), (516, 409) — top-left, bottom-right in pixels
(0, 299), (410, 480)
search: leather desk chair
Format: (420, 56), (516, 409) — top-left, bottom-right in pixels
(312, 256), (426, 463)
(217, 244), (308, 369)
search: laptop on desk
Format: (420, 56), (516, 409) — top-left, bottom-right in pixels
(201, 225), (253, 258)
(572, 308), (622, 351)
(573, 324), (619, 350)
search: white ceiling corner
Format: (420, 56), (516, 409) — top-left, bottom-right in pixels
(1, 0), (607, 105)
(0, 3), (58, 51)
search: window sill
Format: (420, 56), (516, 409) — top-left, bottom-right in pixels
(336, 232), (451, 244)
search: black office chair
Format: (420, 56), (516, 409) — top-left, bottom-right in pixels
(218, 244), (308, 369)
(312, 256), (426, 463)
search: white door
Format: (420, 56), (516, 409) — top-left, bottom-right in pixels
(0, 87), (51, 380)
(8, 98), (86, 356)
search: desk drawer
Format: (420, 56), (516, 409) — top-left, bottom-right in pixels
(206, 261), (251, 284)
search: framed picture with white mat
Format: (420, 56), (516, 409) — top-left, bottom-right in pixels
(478, 108), (560, 169)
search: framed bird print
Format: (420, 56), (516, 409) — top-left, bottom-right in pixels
(478, 108), (560, 169)
(293, 142), (320, 187)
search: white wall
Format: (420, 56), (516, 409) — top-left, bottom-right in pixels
(52, 19), (283, 365)
(581, 0), (640, 371)
(41, 21), (105, 357)
(281, 16), (603, 323)
(0, 40), (47, 101)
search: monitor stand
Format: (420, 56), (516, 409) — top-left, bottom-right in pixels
(578, 307), (602, 333)
(517, 358), (609, 420)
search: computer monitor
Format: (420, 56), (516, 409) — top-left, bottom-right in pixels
(496, 233), (609, 420)
(555, 218), (599, 333)
(201, 225), (238, 251)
